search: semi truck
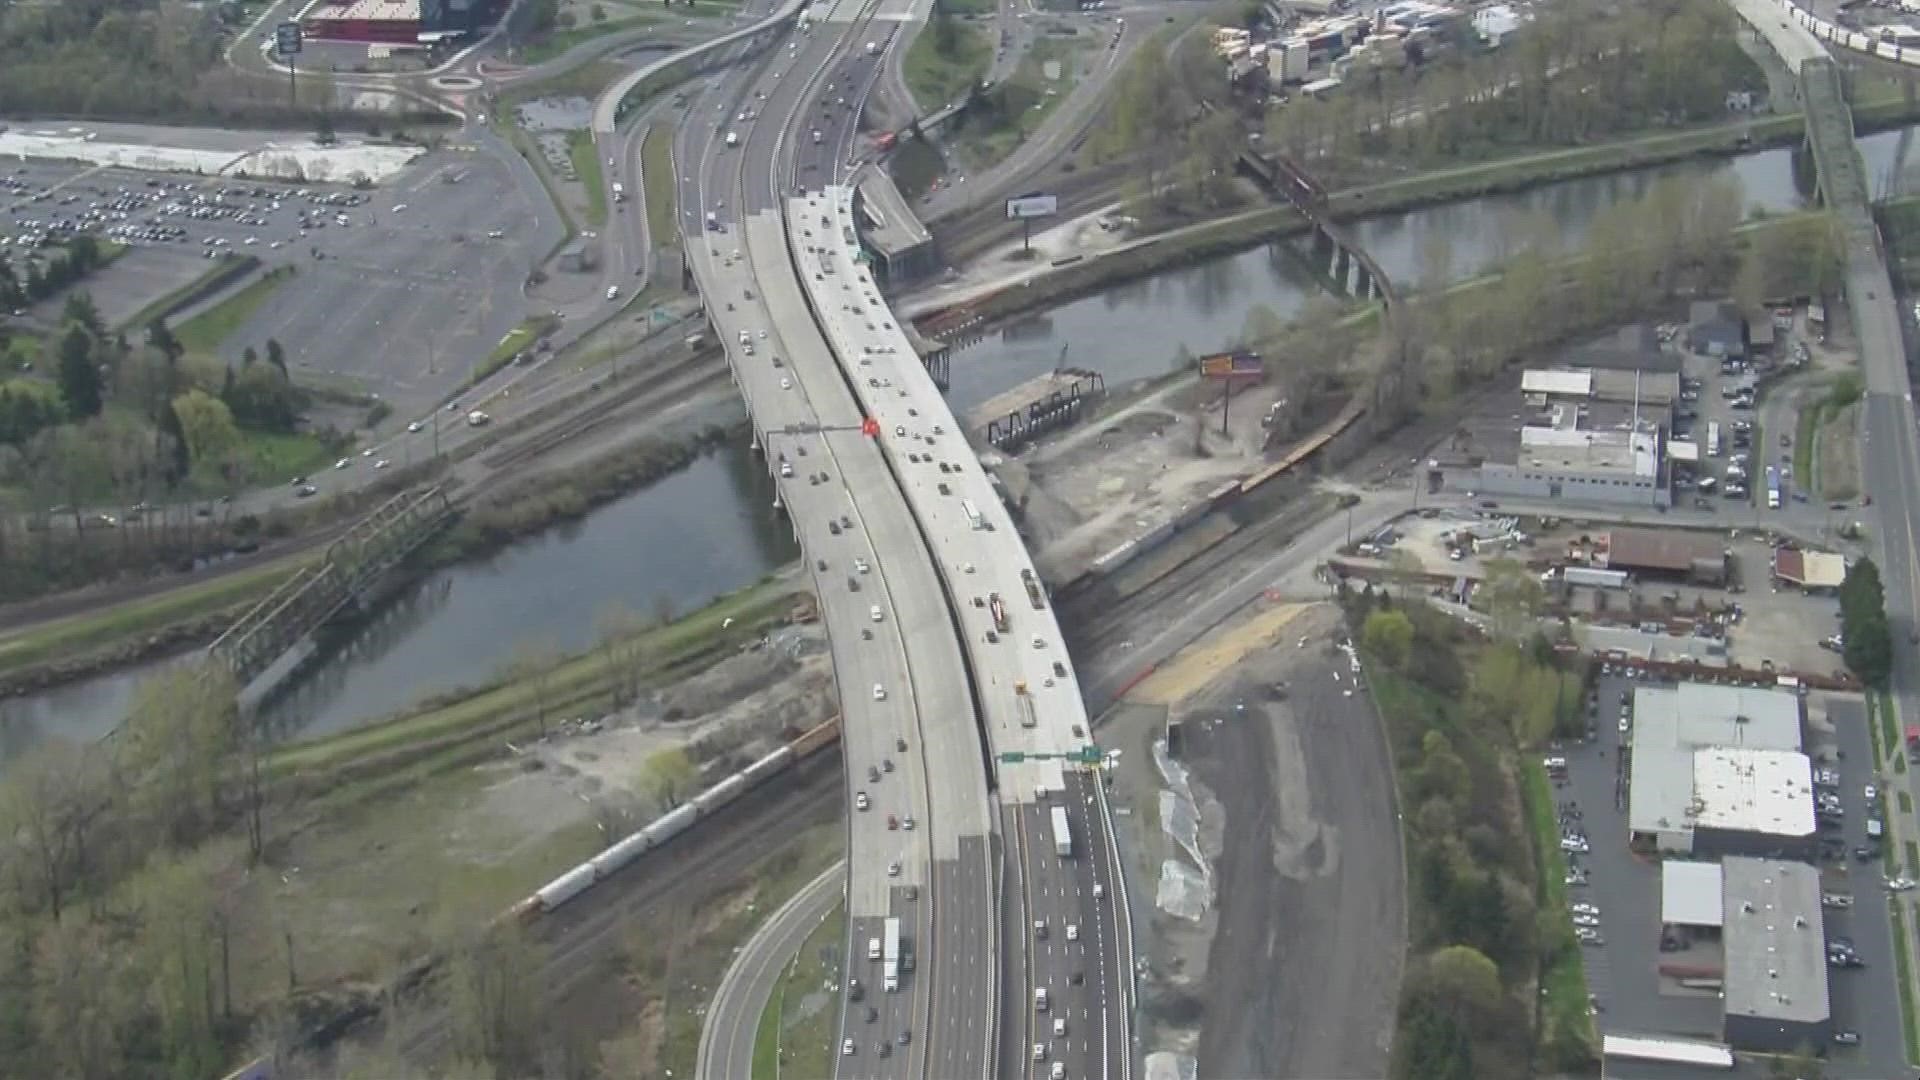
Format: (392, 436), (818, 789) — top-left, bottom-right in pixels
(882, 917), (901, 992)
(990, 593), (1009, 633)
(1015, 682), (1037, 728)
(1051, 806), (1072, 857)
(1021, 568), (1045, 609)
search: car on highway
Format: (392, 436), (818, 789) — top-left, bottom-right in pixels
(1033, 1043), (1047, 1061)
(887, 861), (900, 876)
(1833, 1030), (1861, 1045)
(873, 683), (886, 701)
(843, 1038), (855, 1056)
(855, 557), (870, 574)
(1065, 923), (1078, 941)
(780, 377), (791, 389)
(1866, 783), (1879, 801)
(407, 420), (423, 433)
(374, 459), (389, 470)
(334, 458), (350, 470)
(855, 792), (869, 810)
(902, 816), (914, 830)
(295, 484), (318, 498)
(1050, 1062), (1065, 1079)
(870, 604), (884, 622)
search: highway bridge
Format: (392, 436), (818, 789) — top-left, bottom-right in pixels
(668, 2), (1135, 1076)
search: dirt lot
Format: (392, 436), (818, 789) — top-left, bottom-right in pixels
(1102, 601), (1405, 1079)
(1005, 370), (1327, 580)
(223, 623), (838, 1017)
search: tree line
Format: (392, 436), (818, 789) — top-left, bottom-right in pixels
(1347, 580), (1595, 1077)
(1839, 556), (1892, 686)
(1263, 0), (1766, 176)
(0, 234), (109, 312)
(0, 288), (337, 603)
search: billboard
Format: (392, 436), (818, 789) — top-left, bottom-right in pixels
(1005, 194), (1058, 220)
(275, 20), (304, 57)
(1197, 351), (1264, 378)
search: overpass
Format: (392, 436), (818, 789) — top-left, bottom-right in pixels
(590, 0), (810, 136)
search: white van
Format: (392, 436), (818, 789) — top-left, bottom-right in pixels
(1035, 987), (1049, 1011)
(868, 937), (881, 960)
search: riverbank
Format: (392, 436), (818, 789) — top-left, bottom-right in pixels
(926, 100), (1920, 328)
(266, 576), (808, 800)
(0, 413), (746, 701)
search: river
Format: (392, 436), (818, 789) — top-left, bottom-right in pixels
(0, 442), (797, 763)
(943, 126), (1920, 415)
(8, 127), (1920, 761)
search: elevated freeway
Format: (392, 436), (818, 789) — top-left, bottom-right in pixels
(787, 184), (1133, 1080)
(678, 8), (1000, 1079)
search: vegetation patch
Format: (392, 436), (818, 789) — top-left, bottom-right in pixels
(948, 34), (1089, 169)
(474, 312), (564, 385)
(904, 11), (992, 116)
(518, 11), (661, 64)
(1894, 899), (1920, 1062)
(1349, 577), (1597, 1077)
(568, 129), (609, 228)
(776, 899), (847, 1079)
(643, 122), (678, 251)
(171, 266), (296, 358)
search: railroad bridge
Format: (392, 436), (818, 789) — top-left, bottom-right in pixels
(1238, 149), (1400, 305)
(209, 486), (455, 691)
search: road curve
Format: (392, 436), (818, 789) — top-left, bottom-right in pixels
(700, 862), (847, 1080)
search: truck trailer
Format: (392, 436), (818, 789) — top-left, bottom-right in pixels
(1051, 806), (1072, 857)
(882, 917), (901, 992)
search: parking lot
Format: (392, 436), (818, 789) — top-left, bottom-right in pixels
(3, 150), (554, 417)
(1553, 674), (1909, 1074)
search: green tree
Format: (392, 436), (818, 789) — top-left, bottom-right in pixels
(56, 326), (101, 418)
(1479, 558), (1547, 639)
(445, 923), (546, 1075)
(61, 292), (103, 338)
(138, 861), (224, 1079)
(170, 390), (242, 476)
(1840, 557), (1892, 686)
(1362, 608), (1415, 669)
(641, 747), (698, 809)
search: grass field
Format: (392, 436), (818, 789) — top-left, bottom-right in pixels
(643, 123), (677, 251)
(1521, 758), (1596, 1062)
(0, 556), (302, 678)
(173, 267), (295, 357)
(1892, 899), (1920, 1062)
(903, 18), (992, 117)
(517, 13), (661, 65)
(951, 34), (1089, 168)
(774, 900), (845, 1080)
(569, 129), (609, 228)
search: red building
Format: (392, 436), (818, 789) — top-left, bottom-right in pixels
(304, 0), (424, 44)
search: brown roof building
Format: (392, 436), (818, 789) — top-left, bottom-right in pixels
(1601, 527), (1729, 583)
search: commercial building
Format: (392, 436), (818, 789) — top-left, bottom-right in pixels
(1653, 859), (1833, 1053)
(1720, 858), (1831, 1051)
(1474, 412), (1669, 508)
(1772, 547), (1847, 592)
(304, 0), (497, 44)
(1628, 683), (1812, 858)
(1599, 527), (1728, 584)
(1572, 325), (1684, 375)
(1686, 301), (1748, 360)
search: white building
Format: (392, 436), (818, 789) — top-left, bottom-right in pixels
(1476, 411), (1668, 508)
(1628, 684), (1813, 859)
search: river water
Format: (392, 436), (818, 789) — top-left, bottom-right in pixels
(0, 443), (797, 762)
(944, 127), (1920, 414)
(8, 127), (1920, 760)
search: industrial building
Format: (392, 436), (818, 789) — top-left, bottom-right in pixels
(1655, 859), (1833, 1053)
(1628, 683), (1813, 858)
(304, 0), (498, 44)
(1686, 301), (1748, 360)
(1721, 858), (1832, 1051)
(1597, 527), (1728, 584)
(1473, 414), (1669, 508)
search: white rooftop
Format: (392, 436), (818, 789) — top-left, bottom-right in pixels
(1661, 860), (1725, 926)
(1630, 682), (1804, 842)
(1521, 368), (1592, 397)
(1692, 748), (1816, 836)
(1517, 425), (1659, 478)
(1600, 1034), (1735, 1067)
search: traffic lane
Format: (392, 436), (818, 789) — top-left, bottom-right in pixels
(1018, 803), (1097, 1080)
(743, 34), (849, 210)
(1822, 697), (1909, 1075)
(929, 841), (995, 1079)
(1073, 772), (1131, 1080)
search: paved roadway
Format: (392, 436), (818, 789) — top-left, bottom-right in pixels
(789, 184), (1132, 1080)
(699, 862), (846, 1080)
(676, 17), (999, 1076)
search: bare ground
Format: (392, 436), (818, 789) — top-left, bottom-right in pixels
(221, 622), (838, 1021)
(1104, 601), (1406, 1079)
(1818, 399), (1862, 501)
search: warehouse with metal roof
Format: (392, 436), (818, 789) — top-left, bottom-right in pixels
(1721, 858), (1831, 1051)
